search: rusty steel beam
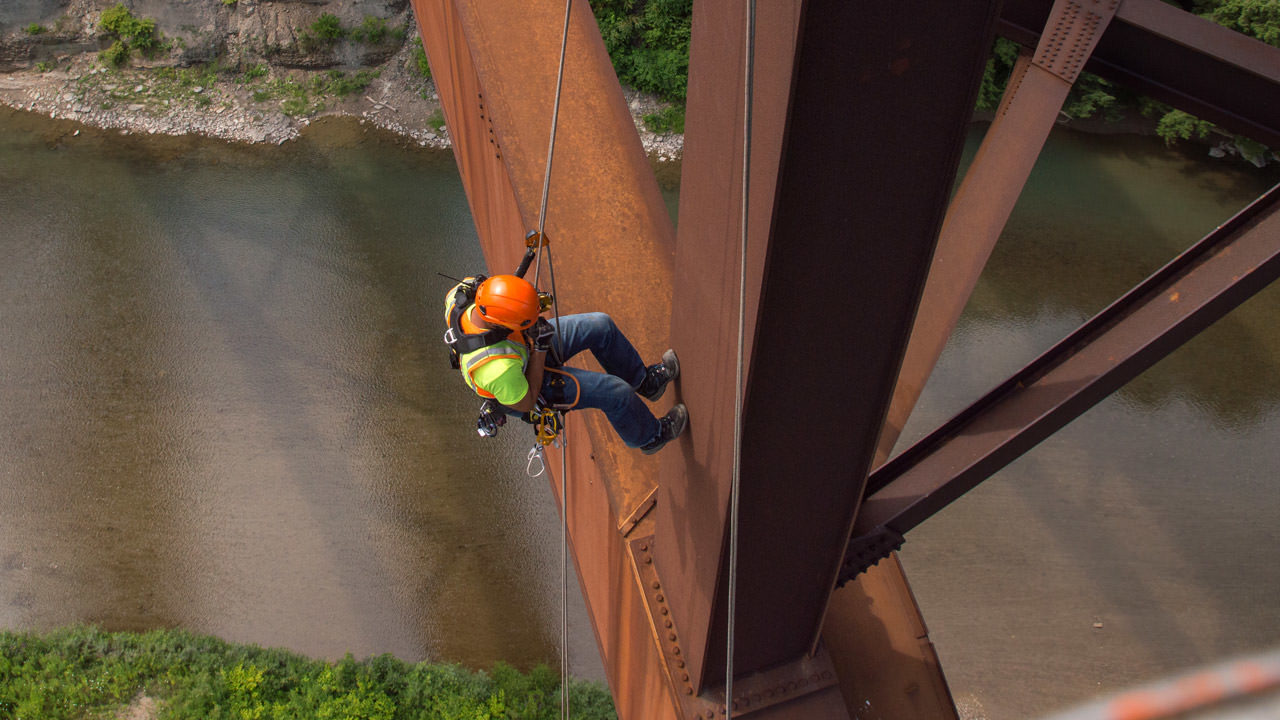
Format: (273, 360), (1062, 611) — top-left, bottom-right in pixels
(412, 1), (953, 717)
(841, 183), (1280, 581)
(876, 0), (1119, 473)
(999, 0), (1280, 148)
(654, 0), (1003, 695)
(411, 1), (681, 717)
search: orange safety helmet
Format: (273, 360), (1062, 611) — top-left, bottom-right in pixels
(475, 274), (540, 330)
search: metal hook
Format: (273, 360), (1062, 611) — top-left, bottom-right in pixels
(526, 444), (546, 477)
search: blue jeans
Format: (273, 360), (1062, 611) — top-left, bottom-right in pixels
(539, 313), (660, 448)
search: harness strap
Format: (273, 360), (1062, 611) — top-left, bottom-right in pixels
(447, 283), (510, 355)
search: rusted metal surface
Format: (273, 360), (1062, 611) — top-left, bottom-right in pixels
(843, 183), (1280, 580)
(655, 0), (1002, 694)
(876, 0), (1118, 471)
(822, 554), (956, 719)
(412, 1), (679, 717)
(999, 0), (1280, 148)
(628, 536), (844, 718)
(415, 0), (1280, 715)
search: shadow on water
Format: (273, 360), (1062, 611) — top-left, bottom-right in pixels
(5, 105), (1279, 712)
(1, 127), (192, 633)
(900, 124), (1280, 719)
(0, 109), (596, 676)
(954, 124), (1280, 425)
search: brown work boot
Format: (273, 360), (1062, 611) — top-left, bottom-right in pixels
(641, 403), (688, 455)
(638, 349), (680, 401)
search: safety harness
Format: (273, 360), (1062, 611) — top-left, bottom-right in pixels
(444, 277), (506, 364)
(442, 272), (565, 446)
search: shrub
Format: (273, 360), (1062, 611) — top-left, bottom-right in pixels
(100, 39), (130, 67)
(1209, 0), (1280, 47)
(350, 15), (389, 45)
(98, 3), (164, 66)
(312, 13), (344, 41)
(643, 105), (684, 134)
(592, 0), (691, 102)
(411, 37), (432, 80)
(1157, 109), (1217, 144)
(238, 63), (268, 83)
(25, 23), (46, 35)
(0, 626), (618, 720)
(313, 68), (380, 97)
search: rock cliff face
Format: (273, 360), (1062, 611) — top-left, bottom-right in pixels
(0, 0), (685, 156)
(0, 0), (447, 146)
(0, 0), (412, 72)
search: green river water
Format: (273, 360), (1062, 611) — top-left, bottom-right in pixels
(1, 106), (1277, 719)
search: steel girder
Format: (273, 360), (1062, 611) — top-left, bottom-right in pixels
(843, 184), (1280, 582)
(654, 0), (1001, 695)
(411, 1), (680, 718)
(876, 0), (1121, 480)
(412, 0), (992, 716)
(411, 0), (959, 715)
(839, 0), (1280, 580)
(999, 0), (1280, 148)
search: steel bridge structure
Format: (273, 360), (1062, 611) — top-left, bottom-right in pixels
(410, 0), (1280, 717)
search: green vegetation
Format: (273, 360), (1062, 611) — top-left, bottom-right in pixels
(98, 3), (165, 67)
(975, 0), (1278, 160)
(585, 0), (1273, 160)
(24, 23), (46, 35)
(243, 68), (381, 116)
(427, 109), (446, 132)
(239, 63), (269, 83)
(1208, 0), (1280, 45)
(643, 105), (684, 134)
(297, 13), (404, 53)
(412, 37), (433, 81)
(591, 0), (692, 103)
(298, 12), (345, 53)
(317, 68), (380, 97)
(312, 13), (345, 42)
(0, 626), (616, 720)
(351, 16), (388, 44)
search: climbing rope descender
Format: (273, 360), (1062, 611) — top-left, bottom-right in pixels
(531, 404), (564, 447)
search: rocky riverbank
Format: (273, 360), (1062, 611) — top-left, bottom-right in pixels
(0, 0), (685, 158)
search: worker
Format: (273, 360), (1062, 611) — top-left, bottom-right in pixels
(444, 273), (688, 454)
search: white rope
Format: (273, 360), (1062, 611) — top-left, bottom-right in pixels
(526, 0), (574, 715)
(534, 0), (574, 290)
(726, 0), (756, 713)
(547, 249), (570, 720)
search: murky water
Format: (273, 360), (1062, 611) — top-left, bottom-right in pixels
(0, 108), (599, 677)
(1, 107), (1278, 717)
(898, 127), (1280, 719)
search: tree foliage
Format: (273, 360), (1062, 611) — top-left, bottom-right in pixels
(0, 626), (617, 720)
(976, 0), (1277, 161)
(591, 0), (692, 102)
(98, 3), (164, 67)
(1209, 0), (1280, 46)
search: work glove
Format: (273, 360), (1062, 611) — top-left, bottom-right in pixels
(529, 317), (555, 352)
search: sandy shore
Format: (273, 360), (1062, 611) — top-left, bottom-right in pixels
(0, 41), (686, 160)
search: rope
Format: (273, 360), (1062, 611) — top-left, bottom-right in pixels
(726, 0), (757, 713)
(534, 0), (574, 291)
(546, 248), (570, 720)
(529, 1), (573, 710)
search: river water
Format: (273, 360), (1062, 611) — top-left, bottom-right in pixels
(1, 106), (1278, 718)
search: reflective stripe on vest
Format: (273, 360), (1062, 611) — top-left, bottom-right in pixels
(459, 340), (529, 400)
